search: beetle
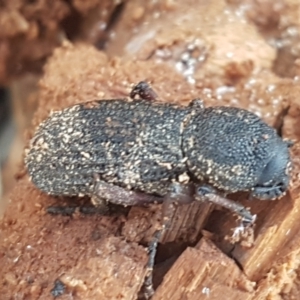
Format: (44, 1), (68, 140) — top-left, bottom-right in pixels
(26, 82), (291, 204)
(25, 81), (292, 298)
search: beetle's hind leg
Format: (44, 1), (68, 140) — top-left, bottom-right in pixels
(143, 183), (195, 299)
(46, 202), (109, 216)
(46, 205), (77, 216)
(46, 199), (110, 216)
(143, 229), (163, 299)
(92, 174), (164, 207)
(45, 176), (109, 216)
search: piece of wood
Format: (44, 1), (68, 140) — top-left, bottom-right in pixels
(232, 188), (300, 281)
(59, 236), (147, 299)
(122, 201), (213, 245)
(0, 178), (148, 299)
(153, 238), (255, 300)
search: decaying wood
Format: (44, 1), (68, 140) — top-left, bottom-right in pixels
(122, 201), (214, 245)
(153, 238), (255, 300)
(0, 178), (148, 299)
(2, 34), (300, 298)
(233, 188), (300, 281)
(58, 236), (147, 299)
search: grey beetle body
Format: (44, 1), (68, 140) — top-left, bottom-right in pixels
(25, 97), (291, 202)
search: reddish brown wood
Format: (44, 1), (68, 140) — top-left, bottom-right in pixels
(153, 238), (255, 300)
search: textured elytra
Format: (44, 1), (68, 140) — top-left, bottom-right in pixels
(26, 99), (190, 197)
(26, 98), (291, 201)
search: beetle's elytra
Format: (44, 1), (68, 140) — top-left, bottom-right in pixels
(25, 82), (292, 205)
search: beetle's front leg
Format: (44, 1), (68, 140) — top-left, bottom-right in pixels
(144, 182), (195, 299)
(195, 185), (256, 245)
(195, 185), (256, 224)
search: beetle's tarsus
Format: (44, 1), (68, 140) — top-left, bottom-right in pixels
(46, 205), (110, 216)
(144, 229), (164, 299)
(47, 206), (77, 216)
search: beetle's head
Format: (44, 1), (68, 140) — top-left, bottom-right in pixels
(251, 140), (292, 200)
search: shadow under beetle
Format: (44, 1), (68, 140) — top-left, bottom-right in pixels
(25, 81), (292, 298)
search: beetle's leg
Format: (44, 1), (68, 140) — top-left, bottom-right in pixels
(144, 229), (164, 299)
(130, 81), (158, 101)
(46, 176), (164, 215)
(93, 179), (193, 299)
(195, 185), (256, 245)
(195, 185), (256, 225)
(47, 206), (77, 216)
(46, 203), (112, 216)
(92, 174), (163, 207)
(144, 183), (194, 299)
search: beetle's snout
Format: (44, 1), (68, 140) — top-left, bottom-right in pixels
(258, 153), (290, 187)
(252, 140), (292, 200)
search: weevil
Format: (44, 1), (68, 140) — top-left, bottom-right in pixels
(25, 81), (292, 298)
